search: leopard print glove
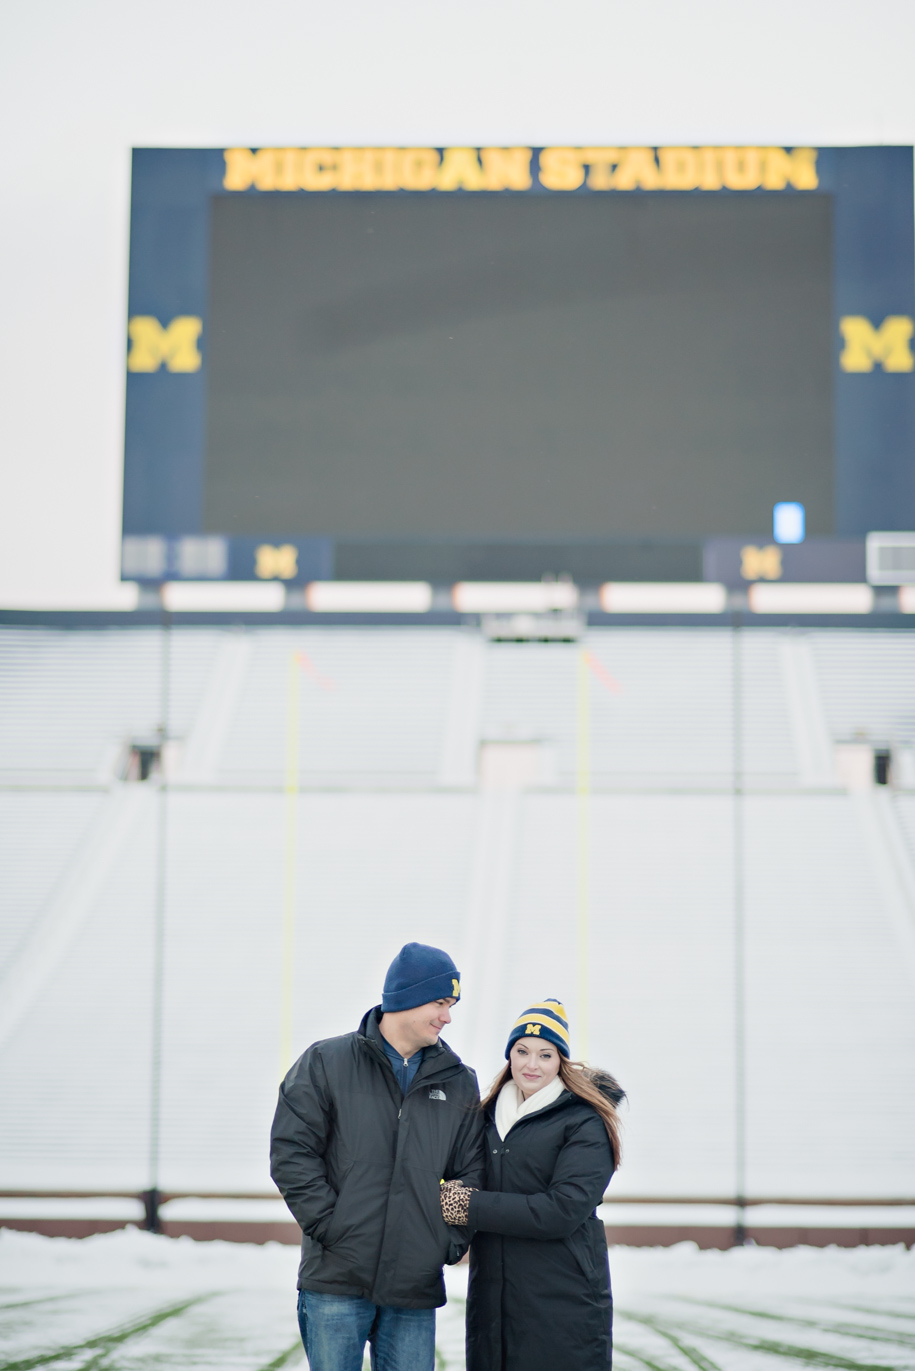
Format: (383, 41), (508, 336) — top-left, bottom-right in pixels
(440, 1178), (477, 1226)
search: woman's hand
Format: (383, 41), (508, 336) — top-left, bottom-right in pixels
(441, 1178), (477, 1226)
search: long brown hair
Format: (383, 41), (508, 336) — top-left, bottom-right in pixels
(481, 1056), (625, 1171)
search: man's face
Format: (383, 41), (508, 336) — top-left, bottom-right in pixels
(397, 998), (456, 1050)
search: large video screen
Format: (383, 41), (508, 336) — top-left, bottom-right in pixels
(204, 193), (833, 540)
(121, 147), (915, 581)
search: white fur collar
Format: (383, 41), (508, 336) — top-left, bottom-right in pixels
(494, 1076), (565, 1140)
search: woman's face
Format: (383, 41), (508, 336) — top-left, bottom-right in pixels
(510, 1038), (562, 1097)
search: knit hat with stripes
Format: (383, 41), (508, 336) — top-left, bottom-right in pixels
(505, 999), (571, 1059)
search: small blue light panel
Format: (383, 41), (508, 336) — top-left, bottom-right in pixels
(773, 502), (805, 544)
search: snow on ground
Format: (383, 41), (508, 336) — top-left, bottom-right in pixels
(0, 1228), (913, 1369)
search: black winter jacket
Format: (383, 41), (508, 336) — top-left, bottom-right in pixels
(270, 1006), (486, 1308)
(465, 1088), (616, 1371)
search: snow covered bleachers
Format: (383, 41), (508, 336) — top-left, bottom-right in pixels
(1, 622), (914, 1217)
(2, 624), (913, 791)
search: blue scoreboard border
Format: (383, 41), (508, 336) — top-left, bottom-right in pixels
(123, 146), (915, 556)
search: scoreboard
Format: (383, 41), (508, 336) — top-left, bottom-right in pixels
(122, 146), (915, 584)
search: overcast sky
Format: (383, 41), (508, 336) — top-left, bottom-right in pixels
(2, 0), (915, 606)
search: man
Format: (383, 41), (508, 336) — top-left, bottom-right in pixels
(271, 942), (485, 1371)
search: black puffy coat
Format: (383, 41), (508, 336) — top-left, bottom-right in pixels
(270, 1007), (486, 1308)
(465, 1087), (616, 1371)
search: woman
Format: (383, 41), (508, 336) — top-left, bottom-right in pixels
(441, 999), (624, 1371)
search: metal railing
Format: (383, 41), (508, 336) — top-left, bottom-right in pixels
(2, 1190), (912, 1235)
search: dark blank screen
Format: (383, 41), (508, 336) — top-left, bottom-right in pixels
(203, 193), (833, 538)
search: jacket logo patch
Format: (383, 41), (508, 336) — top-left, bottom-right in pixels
(429, 1087), (447, 1101)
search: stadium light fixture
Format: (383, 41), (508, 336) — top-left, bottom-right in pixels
(161, 582), (285, 612)
(452, 582), (579, 614)
(305, 582), (433, 613)
(599, 582), (727, 614)
(773, 502), (805, 543)
(748, 582), (873, 614)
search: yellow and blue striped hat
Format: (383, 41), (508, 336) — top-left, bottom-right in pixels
(506, 999), (570, 1059)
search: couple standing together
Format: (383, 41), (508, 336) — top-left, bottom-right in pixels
(271, 942), (625, 1371)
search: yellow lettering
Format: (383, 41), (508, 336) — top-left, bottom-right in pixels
(524, 1023), (541, 1035)
(399, 147), (440, 190)
(538, 147), (585, 191)
(127, 317), (202, 373)
(658, 147), (699, 189)
(787, 147), (818, 189)
(582, 148), (620, 190)
(223, 147), (255, 190)
(480, 147), (533, 190)
(760, 147), (793, 190)
(248, 148), (282, 191)
(224, 145), (820, 195)
(224, 147), (312, 191)
(377, 148), (401, 191)
(840, 316), (915, 372)
(301, 148), (338, 191)
(612, 147), (661, 190)
(275, 148), (303, 191)
(436, 146), (486, 191)
(255, 544), (299, 579)
(698, 147), (723, 190)
(452, 978), (460, 997)
(721, 147), (761, 189)
(339, 148), (382, 190)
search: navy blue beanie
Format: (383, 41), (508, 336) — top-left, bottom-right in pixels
(382, 943), (461, 1012)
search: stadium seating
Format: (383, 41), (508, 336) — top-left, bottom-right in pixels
(1, 624), (914, 1212)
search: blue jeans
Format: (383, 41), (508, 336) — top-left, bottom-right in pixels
(297, 1289), (436, 1371)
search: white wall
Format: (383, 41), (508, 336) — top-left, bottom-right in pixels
(2, 0), (915, 606)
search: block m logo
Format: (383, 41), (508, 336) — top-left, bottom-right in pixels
(128, 316), (203, 372)
(255, 544), (298, 580)
(740, 545), (782, 581)
(839, 316), (914, 373)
